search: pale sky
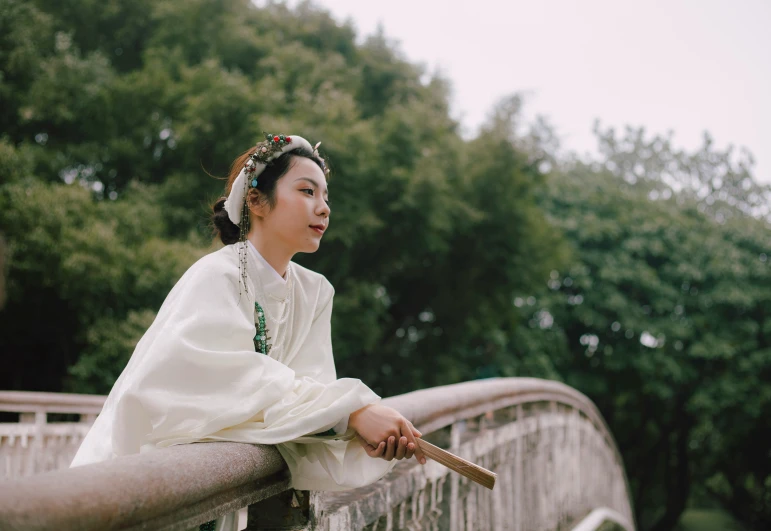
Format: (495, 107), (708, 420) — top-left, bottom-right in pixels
(292, 0), (771, 183)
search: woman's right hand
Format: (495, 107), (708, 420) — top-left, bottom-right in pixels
(349, 403), (427, 465)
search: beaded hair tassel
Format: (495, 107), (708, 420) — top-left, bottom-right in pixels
(236, 169), (251, 302)
(235, 133), (294, 301)
(233, 133), (308, 357)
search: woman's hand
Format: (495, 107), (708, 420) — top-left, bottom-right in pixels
(354, 431), (422, 464)
(349, 404), (427, 465)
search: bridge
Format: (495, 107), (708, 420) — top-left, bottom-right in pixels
(0, 378), (635, 530)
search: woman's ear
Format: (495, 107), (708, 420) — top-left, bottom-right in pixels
(247, 189), (269, 219)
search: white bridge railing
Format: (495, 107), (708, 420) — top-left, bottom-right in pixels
(0, 379), (636, 530)
(0, 391), (104, 478)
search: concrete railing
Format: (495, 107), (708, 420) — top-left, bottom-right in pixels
(0, 391), (105, 478)
(0, 378), (636, 530)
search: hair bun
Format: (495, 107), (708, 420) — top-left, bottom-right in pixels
(211, 197), (240, 245)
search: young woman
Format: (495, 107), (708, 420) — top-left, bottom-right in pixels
(70, 134), (426, 531)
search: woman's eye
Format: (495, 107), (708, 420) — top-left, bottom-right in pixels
(301, 188), (330, 205)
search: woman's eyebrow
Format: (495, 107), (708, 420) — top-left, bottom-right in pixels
(295, 177), (328, 196)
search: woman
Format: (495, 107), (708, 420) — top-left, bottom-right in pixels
(71, 133), (426, 531)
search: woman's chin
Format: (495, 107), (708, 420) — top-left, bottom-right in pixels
(300, 240), (322, 253)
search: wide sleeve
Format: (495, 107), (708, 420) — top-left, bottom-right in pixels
(287, 284), (350, 436)
(109, 258), (383, 459)
(273, 280), (398, 491)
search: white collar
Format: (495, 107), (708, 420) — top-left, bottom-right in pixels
(247, 240), (287, 285)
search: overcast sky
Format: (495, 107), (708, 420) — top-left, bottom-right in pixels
(294, 0), (770, 183)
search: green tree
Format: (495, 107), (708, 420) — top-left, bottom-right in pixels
(0, 0), (564, 405)
(524, 153), (770, 529)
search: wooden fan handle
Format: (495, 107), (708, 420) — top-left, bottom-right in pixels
(416, 438), (497, 490)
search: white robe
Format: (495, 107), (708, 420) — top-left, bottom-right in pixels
(70, 242), (396, 529)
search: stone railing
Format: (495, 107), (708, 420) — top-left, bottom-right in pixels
(0, 378), (635, 530)
(0, 391), (105, 478)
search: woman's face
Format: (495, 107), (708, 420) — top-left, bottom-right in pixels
(252, 156), (330, 254)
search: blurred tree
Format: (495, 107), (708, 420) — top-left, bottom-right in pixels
(0, 177), (204, 391)
(0, 0), (563, 405)
(0, 1), (54, 140)
(593, 122), (770, 224)
(586, 124), (771, 529)
(0, 234), (6, 310)
(527, 160), (770, 529)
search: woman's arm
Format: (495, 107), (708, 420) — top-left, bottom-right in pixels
(285, 278), (425, 464)
(109, 258), (381, 454)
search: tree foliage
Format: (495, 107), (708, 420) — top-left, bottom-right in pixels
(526, 138), (770, 528)
(0, 0), (563, 398)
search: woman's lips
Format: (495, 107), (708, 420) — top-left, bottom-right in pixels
(310, 226), (324, 235)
